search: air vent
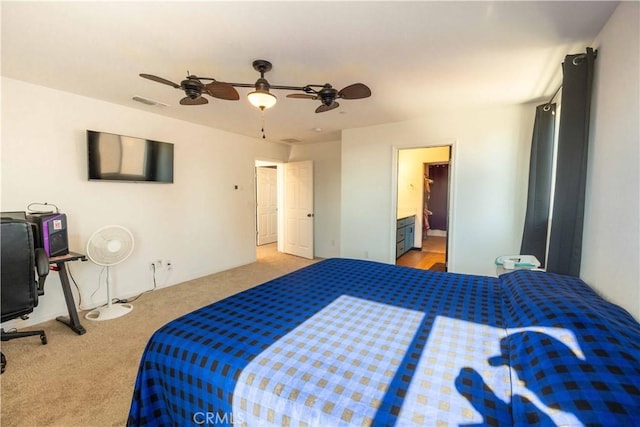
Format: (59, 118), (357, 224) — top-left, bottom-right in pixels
(280, 138), (302, 144)
(132, 96), (168, 107)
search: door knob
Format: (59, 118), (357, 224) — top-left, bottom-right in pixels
(307, 213), (314, 217)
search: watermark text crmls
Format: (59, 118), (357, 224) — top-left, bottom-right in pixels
(192, 411), (245, 425)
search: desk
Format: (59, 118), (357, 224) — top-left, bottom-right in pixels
(49, 252), (87, 335)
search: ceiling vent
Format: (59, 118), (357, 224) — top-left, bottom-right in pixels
(132, 96), (168, 107)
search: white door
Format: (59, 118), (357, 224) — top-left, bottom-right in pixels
(284, 160), (314, 259)
(256, 167), (278, 245)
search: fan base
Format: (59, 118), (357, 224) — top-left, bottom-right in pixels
(85, 303), (133, 321)
(252, 59), (272, 73)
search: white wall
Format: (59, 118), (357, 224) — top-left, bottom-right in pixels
(581, 2), (640, 319)
(341, 105), (534, 276)
(289, 140), (341, 258)
(341, 2), (640, 319)
(1, 77), (291, 326)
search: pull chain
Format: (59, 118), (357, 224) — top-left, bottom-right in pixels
(260, 106), (266, 139)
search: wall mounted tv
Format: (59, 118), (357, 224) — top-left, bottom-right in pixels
(87, 130), (174, 183)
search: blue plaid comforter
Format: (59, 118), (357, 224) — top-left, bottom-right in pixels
(128, 258), (640, 426)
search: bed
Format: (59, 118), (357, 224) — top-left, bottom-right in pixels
(127, 258), (640, 426)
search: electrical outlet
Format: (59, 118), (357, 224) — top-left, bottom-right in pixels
(156, 259), (163, 268)
(166, 260), (173, 271)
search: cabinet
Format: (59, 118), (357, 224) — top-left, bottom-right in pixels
(396, 215), (415, 258)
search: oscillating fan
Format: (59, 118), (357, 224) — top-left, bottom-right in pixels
(85, 225), (135, 321)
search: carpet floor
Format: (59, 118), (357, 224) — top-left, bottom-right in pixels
(0, 244), (316, 426)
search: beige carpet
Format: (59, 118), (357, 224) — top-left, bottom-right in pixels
(1, 244), (317, 427)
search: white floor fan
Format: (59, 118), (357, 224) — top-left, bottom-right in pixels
(85, 225), (135, 321)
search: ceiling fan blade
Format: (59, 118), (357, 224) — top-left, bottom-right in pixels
(180, 96), (208, 106)
(140, 74), (180, 89)
(315, 101), (339, 113)
(338, 83), (371, 99)
(204, 82), (240, 100)
(286, 93), (317, 100)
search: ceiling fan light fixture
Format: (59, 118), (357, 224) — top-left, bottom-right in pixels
(248, 77), (277, 110)
(248, 89), (277, 110)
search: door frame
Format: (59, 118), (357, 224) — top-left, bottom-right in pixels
(391, 140), (457, 269)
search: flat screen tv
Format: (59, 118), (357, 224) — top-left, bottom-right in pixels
(87, 130), (174, 183)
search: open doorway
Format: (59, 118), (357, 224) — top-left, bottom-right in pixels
(255, 160), (281, 260)
(395, 146), (451, 271)
(255, 159), (315, 261)
(256, 166), (278, 245)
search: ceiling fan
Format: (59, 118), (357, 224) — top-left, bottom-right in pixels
(286, 82), (372, 113)
(139, 60), (371, 113)
(139, 73), (239, 105)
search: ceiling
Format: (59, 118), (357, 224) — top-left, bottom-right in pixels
(1, 1), (617, 144)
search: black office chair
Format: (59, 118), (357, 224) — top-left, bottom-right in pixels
(1, 218), (49, 374)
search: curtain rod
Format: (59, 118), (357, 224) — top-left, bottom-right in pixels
(543, 48), (597, 111)
(543, 85), (562, 111)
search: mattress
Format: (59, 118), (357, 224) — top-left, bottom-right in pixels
(128, 258), (640, 426)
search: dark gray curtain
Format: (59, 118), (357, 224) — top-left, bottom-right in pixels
(521, 103), (556, 267)
(547, 48), (596, 276)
